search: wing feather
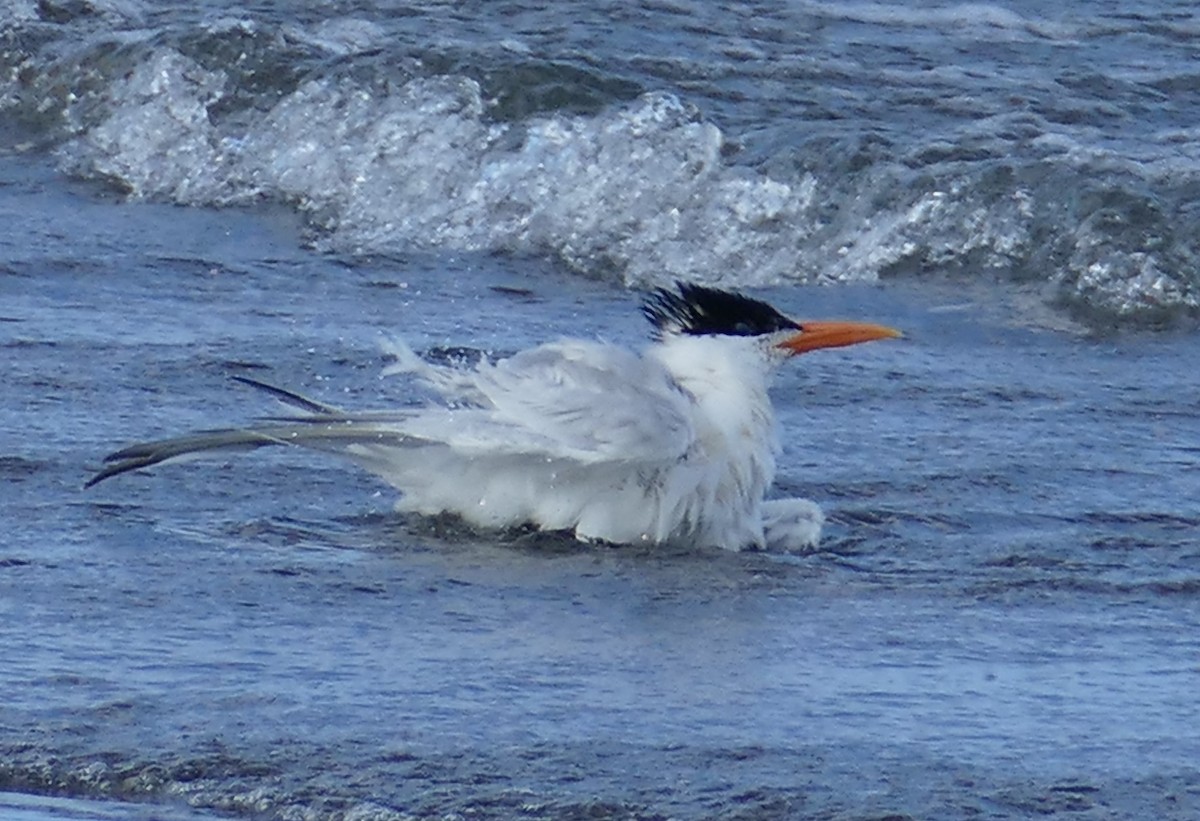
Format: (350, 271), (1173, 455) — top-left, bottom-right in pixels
(470, 340), (695, 464)
(86, 421), (429, 487)
(87, 339), (697, 487)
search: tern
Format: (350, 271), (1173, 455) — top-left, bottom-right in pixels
(88, 283), (900, 551)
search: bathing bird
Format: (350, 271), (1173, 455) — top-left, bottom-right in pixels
(88, 283), (901, 551)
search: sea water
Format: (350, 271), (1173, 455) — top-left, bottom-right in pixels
(2, 2), (1199, 819)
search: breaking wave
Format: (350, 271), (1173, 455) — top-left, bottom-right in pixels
(3, 6), (1200, 326)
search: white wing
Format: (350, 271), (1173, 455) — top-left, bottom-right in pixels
(404, 339), (697, 464)
(89, 340), (698, 485)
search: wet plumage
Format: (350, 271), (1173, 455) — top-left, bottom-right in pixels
(89, 283), (900, 551)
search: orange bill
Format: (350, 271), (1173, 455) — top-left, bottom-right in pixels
(776, 321), (903, 355)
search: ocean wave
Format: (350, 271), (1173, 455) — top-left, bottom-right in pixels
(4, 11), (1200, 327)
(47, 41), (824, 288)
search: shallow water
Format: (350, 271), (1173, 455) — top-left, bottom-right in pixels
(2, 149), (1200, 819)
(0, 791), (219, 821)
(5, 0), (1200, 817)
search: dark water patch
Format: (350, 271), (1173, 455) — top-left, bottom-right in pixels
(1089, 534), (1199, 552)
(965, 574), (1200, 601)
(0, 455), (46, 479)
(218, 360), (272, 372)
(2, 338), (58, 349)
(221, 516), (342, 551)
(84, 501), (148, 517)
(488, 284), (541, 300)
(1148, 579), (1200, 596)
(173, 22), (320, 122)
(832, 506), (970, 532)
(5, 741), (1196, 821)
(420, 51), (646, 122)
(1081, 510), (1200, 528)
(984, 552), (1096, 571)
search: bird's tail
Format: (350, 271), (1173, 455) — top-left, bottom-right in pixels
(85, 376), (420, 488)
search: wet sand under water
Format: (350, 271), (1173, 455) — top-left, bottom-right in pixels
(1, 156), (1199, 819)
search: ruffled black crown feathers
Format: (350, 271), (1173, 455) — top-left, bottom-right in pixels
(642, 282), (800, 339)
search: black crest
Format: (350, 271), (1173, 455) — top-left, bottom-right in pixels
(642, 282), (800, 339)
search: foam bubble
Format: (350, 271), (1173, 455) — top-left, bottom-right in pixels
(241, 74), (823, 286)
(296, 18), (388, 56)
(0, 0), (38, 23)
(1057, 208), (1200, 323)
(245, 74), (500, 246)
(827, 184), (1033, 281)
(58, 49), (241, 203)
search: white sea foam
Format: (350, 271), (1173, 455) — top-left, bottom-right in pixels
(56, 44), (1162, 312)
(58, 50), (238, 204)
(243, 75), (824, 286)
(59, 51), (829, 287)
(41, 25), (1199, 324)
(0, 0), (37, 23)
(293, 17), (388, 56)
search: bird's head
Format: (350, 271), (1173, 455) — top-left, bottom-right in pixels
(642, 282), (902, 357)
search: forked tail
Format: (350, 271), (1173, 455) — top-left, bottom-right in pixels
(85, 376), (416, 488)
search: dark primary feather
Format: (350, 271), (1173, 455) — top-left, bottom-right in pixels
(85, 429), (285, 487)
(230, 375), (342, 415)
(84, 421), (425, 488)
(642, 282), (800, 338)
(85, 376), (402, 488)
